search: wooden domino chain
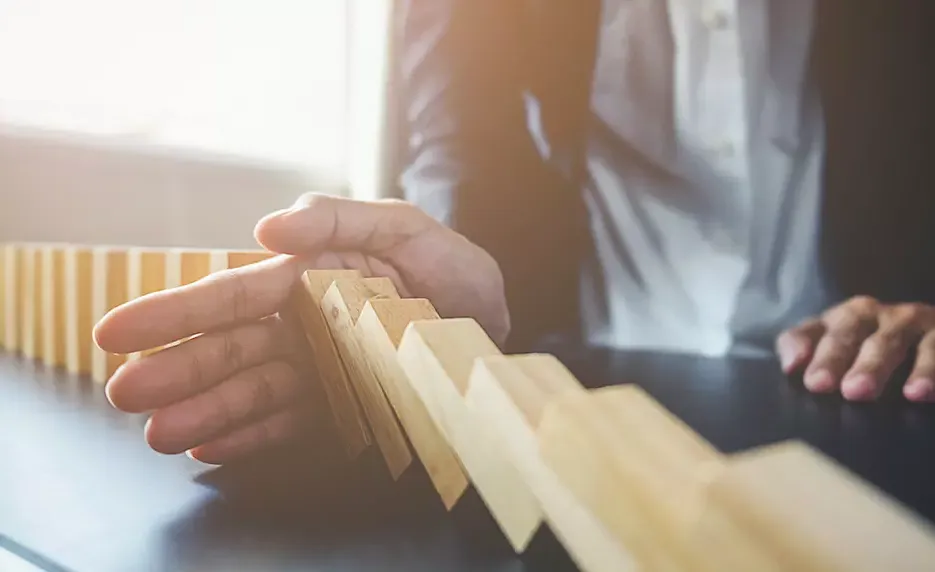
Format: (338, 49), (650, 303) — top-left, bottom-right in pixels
(3, 242), (935, 571)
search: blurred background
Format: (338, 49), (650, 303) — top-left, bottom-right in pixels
(0, 0), (398, 248)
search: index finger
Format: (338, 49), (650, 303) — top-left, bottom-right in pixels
(94, 254), (304, 354)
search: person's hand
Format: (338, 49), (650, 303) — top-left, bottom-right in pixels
(776, 296), (935, 402)
(93, 194), (509, 463)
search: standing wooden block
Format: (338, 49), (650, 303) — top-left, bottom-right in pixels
(126, 248), (168, 361)
(226, 250), (273, 269)
(356, 298), (468, 506)
(294, 269), (371, 458)
(396, 318), (542, 552)
(692, 441), (935, 571)
(466, 354), (634, 570)
(537, 385), (723, 571)
(91, 247), (129, 383)
(321, 278), (411, 479)
(165, 249), (218, 289)
(41, 245), (67, 368)
(20, 245), (43, 360)
(65, 247), (94, 375)
(0, 244), (12, 350)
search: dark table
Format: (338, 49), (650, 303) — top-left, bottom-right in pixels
(2, 345), (934, 572)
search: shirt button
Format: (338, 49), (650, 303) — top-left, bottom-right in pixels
(702, 7), (731, 30)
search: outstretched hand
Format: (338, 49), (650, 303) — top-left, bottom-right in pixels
(94, 194), (509, 463)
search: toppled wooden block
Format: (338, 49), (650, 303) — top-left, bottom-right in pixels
(692, 441), (935, 572)
(466, 354), (634, 570)
(64, 246), (94, 375)
(41, 245), (67, 368)
(397, 318), (542, 552)
(91, 247), (129, 383)
(321, 278), (412, 479)
(538, 385), (723, 570)
(294, 269), (371, 458)
(356, 298), (468, 507)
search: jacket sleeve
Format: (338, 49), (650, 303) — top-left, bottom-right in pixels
(395, 0), (585, 350)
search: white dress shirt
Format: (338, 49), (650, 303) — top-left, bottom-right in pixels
(581, 0), (830, 356)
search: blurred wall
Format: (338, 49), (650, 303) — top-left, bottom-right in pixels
(0, 127), (335, 249)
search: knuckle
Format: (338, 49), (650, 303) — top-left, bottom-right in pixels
(848, 295), (879, 313)
(220, 330), (244, 371)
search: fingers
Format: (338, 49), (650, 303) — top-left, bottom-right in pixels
(94, 254), (303, 354)
(254, 193), (436, 256)
(106, 315), (291, 413)
(840, 305), (922, 400)
(145, 360), (304, 455)
(776, 319), (825, 373)
(186, 406), (308, 465)
(905, 330), (935, 402)
(802, 299), (879, 393)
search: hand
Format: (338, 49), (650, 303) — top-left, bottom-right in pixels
(94, 194), (509, 463)
(776, 296), (935, 402)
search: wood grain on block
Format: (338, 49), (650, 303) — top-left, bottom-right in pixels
(356, 298), (468, 506)
(41, 246), (67, 368)
(396, 318), (542, 552)
(20, 245), (43, 360)
(321, 278), (411, 478)
(537, 385), (723, 571)
(126, 248), (167, 360)
(692, 441), (935, 572)
(294, 269), (370, 458)
(466, 354), (634, 571)
(91, 247), (129, 383)
(65, 247), (94, 375)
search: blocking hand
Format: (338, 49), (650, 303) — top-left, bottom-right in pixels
(93, 194), (509, 463)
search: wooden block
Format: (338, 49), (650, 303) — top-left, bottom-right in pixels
(465, 354), (634, 571)
(125, 248), (168, 361)
(396, 318), (542, 551)
(164, 249), (213, 288)
(91, 247), (129, 383)
(356, 298), (468, 506)
(321, 278), (411, 479)
(537, 385), (724, 570)
(294, 269), (371, 458)
(64, 247), (94, 375)
(41, 245), (67, 368)
(691, 441), (935, 571)
(226, 250), (274, 269)
(0, 244), (13, 350)
(20, 245), (43, 360)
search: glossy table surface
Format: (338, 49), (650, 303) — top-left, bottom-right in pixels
(2, 344), (934, 572)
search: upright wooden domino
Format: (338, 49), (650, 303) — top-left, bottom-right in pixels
(465, 354), (635, 572)
(321, 277), (413, 479)
(125, 247), (168, 361)
(41, 245), (67, 368)
(293, 269), (372, 459)
(1, 243), (16, 350)
(355, 298), (469, 507)
(396, 318), (543, 552)
(91, 246), (129, 383)
(64, 246), (94, 375)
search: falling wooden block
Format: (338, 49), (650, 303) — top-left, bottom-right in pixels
(91, 247), (129, 383)
(321, 278), (411, 479)
(294, 269), (371, 458)
(64, 246), (94, 375)
(356, 298), (468, 507)
(41, 245), (67, 368)
(465, 354), (635, 571)
(396, 318), (542, 552)
(20, 245), (43, 360)
(538, 385), (724, 571)
(691, 441), (935, 572)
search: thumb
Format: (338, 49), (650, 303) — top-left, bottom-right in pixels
(254, 193), (435, 256)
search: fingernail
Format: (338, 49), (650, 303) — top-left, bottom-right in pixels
(780, 349), (803, 372)
(905, 378), (935, 401)
(841, 374), (876, 400)
(804, 369), (834, 392)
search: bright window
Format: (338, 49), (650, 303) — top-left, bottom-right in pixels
(0, 0), (349, 180)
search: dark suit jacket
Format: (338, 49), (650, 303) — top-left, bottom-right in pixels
(394, 0), (935, 351)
